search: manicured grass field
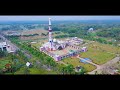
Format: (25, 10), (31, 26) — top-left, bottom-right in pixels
(0, 58), (11, 69)
(14, 67), (57, 74)
(80, 42), (116, 65)
(30, 39), (50, 49)
(90, 42), (120, 54)
(29, 68), (57, 74)
(63, 58), (96, 72)
(31, 42), (42, 49)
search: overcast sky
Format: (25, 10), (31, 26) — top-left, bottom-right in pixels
(0, 16), (120, 21)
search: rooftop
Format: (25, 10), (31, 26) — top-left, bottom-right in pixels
(49, 46), (78, 56)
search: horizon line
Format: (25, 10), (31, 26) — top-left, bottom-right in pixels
(1, 19), (120, 21)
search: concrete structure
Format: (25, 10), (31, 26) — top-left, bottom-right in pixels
(0, 42), (7, 51)
(0, 41), (14, 53)
(82, 47), (87, 52)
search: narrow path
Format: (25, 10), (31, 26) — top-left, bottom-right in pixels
(88, 57), (120, 74)
(78, 57), (99, 67)
(58, 61), (68, 66)
(0, 34), (32, 59)
(77, 56), (120, 74)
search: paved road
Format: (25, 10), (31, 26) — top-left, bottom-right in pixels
(58, 61), (68, 66)
(0, 33), (32, 59)
(77, 55), (120, 74)
(78, 57), (99, 67)
(0, 34), (19, 51)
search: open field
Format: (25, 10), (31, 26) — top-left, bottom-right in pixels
(30, 39), (49, 49)
(20, 29), (66, 41)
(29, 68), (57, 74)
(62, 57), (96, 72)
(20, 29), (48, 40)
(89, 42), (120, 54)
(31, 42), (42, 49)
(0, 58), (11, 69)
(80, 42), (116, 65)
(21, 29), (48, 35)
(14, 67), (57, 74)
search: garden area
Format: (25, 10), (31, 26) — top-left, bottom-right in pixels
(90, 42), (120, 54)
(0, 59), (11, 69)
(14, 67), (57, 74)
(80, 42), (116, 65)
(63, 57), (96, 72)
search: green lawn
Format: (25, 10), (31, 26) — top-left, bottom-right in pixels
(14, 67), (57, 74)
(31, 42), (42, 49)
(63, 58), (96, 72)
(90, 42), (120, 54)
(29, 68), (57, 74)
(0, 58), (11, 69)
(80, 45), (116, 65)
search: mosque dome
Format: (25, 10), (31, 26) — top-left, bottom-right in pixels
(53, 38), (57, 42)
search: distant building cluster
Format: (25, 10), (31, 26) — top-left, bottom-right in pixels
(40, 18), (87, 61)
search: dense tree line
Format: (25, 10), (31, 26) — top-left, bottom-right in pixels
(44, 21), (120, 44)
(22, 33), (39, 37)
(96, 28), (120, 41)
(0, 24), (43, 31)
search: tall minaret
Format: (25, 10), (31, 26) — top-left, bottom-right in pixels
(48, 18), (53, 50)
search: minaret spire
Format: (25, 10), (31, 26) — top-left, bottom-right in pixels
(48, 18), (53, 50)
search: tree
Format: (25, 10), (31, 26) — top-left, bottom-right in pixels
(77, 67), (86, 75)
(66, 64), (74, 74)
(61, 64), (74, 74)
(0, 49), (6, 58)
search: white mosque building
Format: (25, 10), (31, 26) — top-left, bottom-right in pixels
(40, 18), (87, 61)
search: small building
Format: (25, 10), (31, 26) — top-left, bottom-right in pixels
(80, 58), (91, 63)
(80, 59), (88, 63)
(26, 62), (31, 67)
(82, 47), (87, 52)
(0, 42), (7, 51)
(88, 28), (94, 32)
(54, 54), (61, 61)
(75, 66), (82, 72)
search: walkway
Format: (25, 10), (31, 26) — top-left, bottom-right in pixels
(88, 57), (120, 74)
(57, 61), (68, 66)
